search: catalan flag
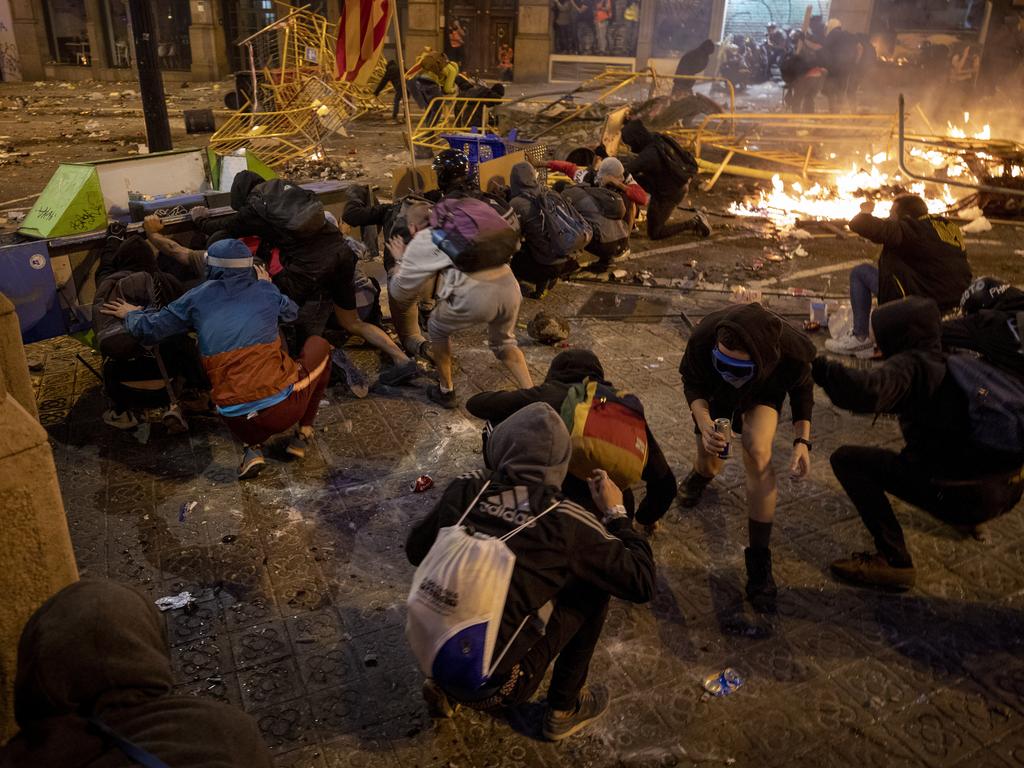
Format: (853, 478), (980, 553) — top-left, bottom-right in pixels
(336, 0), (391, 83)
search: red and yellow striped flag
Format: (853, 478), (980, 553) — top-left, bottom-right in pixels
(336, 0), (391, 83)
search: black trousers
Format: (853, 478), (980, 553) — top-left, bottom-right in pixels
(830, 445), (1023, 567)
(505, 579), (609, 711)
(646, 185), (691, 240)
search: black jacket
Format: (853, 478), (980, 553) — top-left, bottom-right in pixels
(813, 296), (1023, 476)
(406, 404), (655, 681)
(373, 60), (402, 96)
(199, 170), (277, 246)
(942, 286), (1024, 378)
(848, 212), (972, 311)
(621, 120), (693, 198)
(0, 580), (272, 768)
(466, 349), (677, 525)
(680, 302), (816, 422)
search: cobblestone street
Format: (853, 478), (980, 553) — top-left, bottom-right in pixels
(33, 275), (1024, 768)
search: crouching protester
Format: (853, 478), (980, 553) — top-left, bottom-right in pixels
(466, 349), (677, 531)
(101, 238), (330, 480)
(0, 580), (272, 768)
(405, 403), (656, 740)
(813, 296), (1024, 590)
(678, 303), (815, 611)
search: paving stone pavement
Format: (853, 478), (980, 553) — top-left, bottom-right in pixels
(32, 281), (1024, 768)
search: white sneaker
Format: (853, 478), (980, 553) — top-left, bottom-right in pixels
(103, 409), (139, 430)
(825, 333), (875, 357)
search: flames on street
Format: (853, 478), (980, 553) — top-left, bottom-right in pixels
(728, 113), (1022, 230)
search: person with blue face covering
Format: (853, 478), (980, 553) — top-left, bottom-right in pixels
(678, 302), (816, 611)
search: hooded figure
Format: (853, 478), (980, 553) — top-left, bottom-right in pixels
(814, 296), (1024, 590)
(508, 161), (570, 296)
(942, 282), (1024, 378)
(195, 171), (277, 249)
(466, 349), (677, 526)
(406, 402), (655, 738)
(673, 39), (716, 94)
(0, 580), (272, 768)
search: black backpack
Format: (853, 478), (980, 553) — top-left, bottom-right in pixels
(563, 185), (629, 246)
(654, 134), (699, 186)
(248, 179), (326, 239)
(947, 353), (1024, 454)
(532, 190), (592, 264)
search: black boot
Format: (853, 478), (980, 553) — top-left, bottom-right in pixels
(744, 546), (778, 613)
(678, 469), (713, 508)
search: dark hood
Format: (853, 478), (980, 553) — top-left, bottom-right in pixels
(14, 580), (172, 727)
(485, 402), (572, 489)
(545, 349), (604, 384)
(510, 162), (540, 197)
(230, 170), (266, 211)
(714, 303), (815, 381)
(621, 119), (653, 152)
(113, 235), (158, 274)
(872, 296), (942, 358)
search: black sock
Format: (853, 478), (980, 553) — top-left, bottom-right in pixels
(748, 519), (773, 550)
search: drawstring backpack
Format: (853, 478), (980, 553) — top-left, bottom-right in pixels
(406, 480), (559, 694)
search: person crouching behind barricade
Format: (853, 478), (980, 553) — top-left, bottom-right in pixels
(101, 238), (331, 481)
(405, 402), (655, 740)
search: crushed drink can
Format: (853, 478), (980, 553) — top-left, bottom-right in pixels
(714, 418), (732, 459)
(413, 474), (434, 493)
(703, 667), (744, 696)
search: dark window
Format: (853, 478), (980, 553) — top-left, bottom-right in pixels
(43, 0), (90, 66)
(103, 0), (132, 68)
(153, 0), (192, 71)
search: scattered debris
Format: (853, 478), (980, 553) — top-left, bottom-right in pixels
(963, 216), (992, 233)
(154, 591), (193, 612)
(413, 475), (434, 493)
(527, 311), (571, 344)
(702, 668), (744, 698)
(363, 650), (378, 667)
(178, 500), (198, 523)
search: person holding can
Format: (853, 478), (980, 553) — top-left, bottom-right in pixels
(677, 302), (816, 611)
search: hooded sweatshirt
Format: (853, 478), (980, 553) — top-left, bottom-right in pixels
(0, 580), (272, 768)
(466, 349), (677, 524)
(406, 402), (656, 684)
(124, 239), (300, 412)
(680, 302), (816, 422)
(508, 162), (550, 264)
(848, 211), (972, 310)
(198, 170), (276, 244)
(813, 296), (1023, 475)
(621, 120), (696, 198)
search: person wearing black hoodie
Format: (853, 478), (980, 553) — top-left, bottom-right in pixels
(678, 303), (816, 610)
(466, 349), (677, 530)
(673, 39), (716, 95)
(407, 402), (655, 740)
(620, 118), (711, 241)
(813, 296), (1024, 590)
(0, 579), (273, 768)
(508, 161), (574, 298)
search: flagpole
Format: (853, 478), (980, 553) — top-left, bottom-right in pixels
(388, 0), (420, 183)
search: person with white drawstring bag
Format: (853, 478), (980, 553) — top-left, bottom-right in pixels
(405, 402), (656, 741)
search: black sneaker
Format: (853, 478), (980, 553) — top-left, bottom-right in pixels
(237, 445), (266, 480)
(744, 546), (778, 613)
(426, 384), (457, 409)
(830, 551), (916, 592)
(378, 359), (419, 387)
(542, 686), (609, 741)
(678, 469), (712, 508)
(331, 348), (369, 398)
(691, 212), (712, 238)
(416, 340), (436, 367)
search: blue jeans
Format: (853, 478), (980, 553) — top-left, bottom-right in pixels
(850, 263), (878, 339)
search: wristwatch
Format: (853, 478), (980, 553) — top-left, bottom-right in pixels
(602, 504), (628, 526)
(793, 437), (812, 451)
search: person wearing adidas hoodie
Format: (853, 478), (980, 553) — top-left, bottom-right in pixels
(406, 402), (656, 740)
(386, 202), (533, 409)
(813, 296), (1024, 590)
(678, 302), (816, 611)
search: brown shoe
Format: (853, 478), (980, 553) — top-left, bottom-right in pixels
(830, 552), (915, 592)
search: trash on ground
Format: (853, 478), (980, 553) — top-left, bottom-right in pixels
(178, 500), (198, 523)
(962, 216), (992, 233)
(155, 591), (193, 612)
(702, 668), (744, 697)
(413, 475), (434, 493)
(528, 311), (570, 344)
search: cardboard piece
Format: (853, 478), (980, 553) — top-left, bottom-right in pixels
(477, 150), (527, 194)
(20, 165), (106, 240)
(602, 107), (629, 158)
(393, 163), (439, 197)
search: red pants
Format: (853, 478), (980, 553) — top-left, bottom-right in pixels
(222, 337), (331, 446)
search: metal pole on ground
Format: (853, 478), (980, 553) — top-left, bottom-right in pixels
(127, 0), (172, 152)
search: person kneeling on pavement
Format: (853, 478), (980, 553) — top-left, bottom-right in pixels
(405, 402), (655, 740)
(814, 296), (1024, 590)
(0, 580), (272, 768)
(827, 194), (972, 357)
(466, 349), (677, 531)
(562, 157), (641, 273)
(678, 302), (815, 611)
(386, 199), (533, 408)
(101, 238), (331, 480)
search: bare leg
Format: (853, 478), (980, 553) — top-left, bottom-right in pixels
(741, 405), (779, 528)
(433, 337), (455, 390)
(495, 346), (533, 388)
(694, 431), (724, 478)
(334, 306), (411, 366)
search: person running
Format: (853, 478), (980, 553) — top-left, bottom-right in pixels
(101, 238), (331, 480)
(814, 296), (1024, 590)
(466, 349), (677, 531)
(678, 302), (815, 610)
(827, 193), (972, 357)
(406, 402), (655, 739)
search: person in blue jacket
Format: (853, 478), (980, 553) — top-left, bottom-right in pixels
(101, 238), (331, 480)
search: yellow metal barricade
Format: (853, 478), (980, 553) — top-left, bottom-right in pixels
(411, 97), (512, 152)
